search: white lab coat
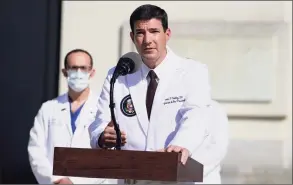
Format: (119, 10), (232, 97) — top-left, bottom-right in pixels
(89, 48), (229, 184)
(28, 91), (116, 184)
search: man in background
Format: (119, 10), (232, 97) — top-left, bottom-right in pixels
(28, 49), (116, 184)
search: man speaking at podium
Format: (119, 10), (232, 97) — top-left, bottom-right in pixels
(89, 4), (228, 184)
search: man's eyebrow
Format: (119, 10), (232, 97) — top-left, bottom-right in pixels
(135, 28), (160, 32)
(135, 28), (145, 32)
(149, 28), (160, 31)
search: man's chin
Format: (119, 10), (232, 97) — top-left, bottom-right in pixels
(142, 54), (157, 61)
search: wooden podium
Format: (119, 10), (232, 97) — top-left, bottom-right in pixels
(53, 147), (203, 182)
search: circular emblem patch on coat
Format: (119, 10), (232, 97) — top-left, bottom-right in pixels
(120, 95), (136, 117)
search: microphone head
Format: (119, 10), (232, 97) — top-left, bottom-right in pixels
(117, 52), (142, 76)
(117, 58), (135, 76)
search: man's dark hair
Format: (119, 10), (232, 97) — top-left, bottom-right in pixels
(64, 49), (93, 69)
(129, 4), (168, 33)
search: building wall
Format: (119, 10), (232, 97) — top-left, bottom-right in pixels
(59, 1), (292, 183)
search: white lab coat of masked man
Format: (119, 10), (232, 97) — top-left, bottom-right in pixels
(28, 60), (117, 184)
(89, 47), (229, 184)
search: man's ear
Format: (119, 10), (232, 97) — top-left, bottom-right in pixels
(90, 69), (96, 78)
(130, 32), (134, 43)
(62, 68), (67, 77)
(165, 28), (171, 41)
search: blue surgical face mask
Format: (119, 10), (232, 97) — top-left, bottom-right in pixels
(67, 69), (91, 92)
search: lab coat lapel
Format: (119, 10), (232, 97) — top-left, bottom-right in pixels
(150, 52), (182, 122)
(74, 91), (97, 132)
(126, 70), (149, 136)
(58, 93), (73, 138)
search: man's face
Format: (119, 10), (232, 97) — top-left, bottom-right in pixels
(130, 18), (171, 66)
(62, 52), (95, 78)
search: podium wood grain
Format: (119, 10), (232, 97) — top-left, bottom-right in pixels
(53, 147), (203, 182)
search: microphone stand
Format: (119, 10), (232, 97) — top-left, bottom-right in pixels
(109, 73), (122, 150)
(108, 58), (135, 151)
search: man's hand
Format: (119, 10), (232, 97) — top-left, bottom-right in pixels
(157, 145), (190, 165)
(53, 177), (73, 184)
(98, 121), (127, 148)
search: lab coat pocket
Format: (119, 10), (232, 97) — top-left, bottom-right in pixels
(48, 119), (68, 146)
(48, 119), (66, 131)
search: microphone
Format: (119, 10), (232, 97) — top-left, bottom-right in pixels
(112, 52), (142, 81)
(109, 52), (142, 150)
(113, 58), (135, 77)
